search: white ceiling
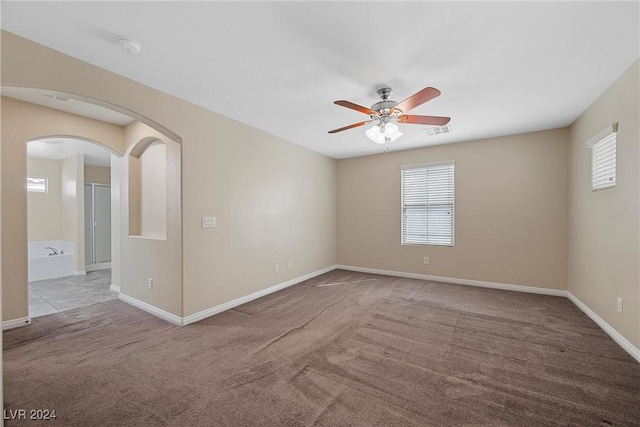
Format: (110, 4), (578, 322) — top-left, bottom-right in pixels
(1, 2), (638, 159)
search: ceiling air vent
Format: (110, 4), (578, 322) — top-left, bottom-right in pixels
(42, 94), (71, 103)
(423, 125), (451, 136)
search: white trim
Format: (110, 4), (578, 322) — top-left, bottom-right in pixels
(119, 293), (183, 326)
(586, 122), (618, 148)
(182, 265), (338, 326)
(567, 292), (640, 363)
(109, 284), (120, 293)
(2, 317), (32, 330)
(74, 270), (87, 276)
(400, 159), (455, 170)
(337, 265), (567, 296)
(337, 265), (639, 363)
(117, 266), (337, 327)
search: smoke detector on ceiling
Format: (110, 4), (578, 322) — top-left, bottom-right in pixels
(423, 125), (451, 136)
(116, 37), (142, 55)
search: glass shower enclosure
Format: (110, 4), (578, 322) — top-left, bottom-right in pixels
(84, 183), (111, 270)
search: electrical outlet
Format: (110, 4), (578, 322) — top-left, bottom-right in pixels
(423, 257), (429, 265)
(617, 298), (623, 313)
(202, 216), (216, 228)
(274, 264), (279, 273)
(148, 278), (153, 290)
(288, 260), (292, 270)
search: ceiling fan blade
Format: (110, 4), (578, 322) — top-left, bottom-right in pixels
(397, 115), (451, 126)
(334, 100), (378, 116)
(328, 120), (372, 134)
(394, 87), (441, 114)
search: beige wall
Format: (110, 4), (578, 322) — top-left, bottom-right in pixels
(84, 165), (110, 185)
(139, 142), (167, 239)
(28, 158), (111, 268)
(568, 60), (639, 348)
(110, 155), (121, 290)
(182, 116), (337, 315)
(0, 95), (125, 321)
(0, 86), (3, 416)
(61, 154), (84, 271)
(118, 122), (182, 316)
(338, 129), (569, 290)
(2, 31), (337, 320)
(26, 158), (64, 241)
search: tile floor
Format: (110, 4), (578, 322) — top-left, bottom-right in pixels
(29, 269), (118, 318)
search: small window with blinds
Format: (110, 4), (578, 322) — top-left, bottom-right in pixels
(27, 177), (47, 193)
(588, 124), (617, 191)
(401, 161), (455, 246)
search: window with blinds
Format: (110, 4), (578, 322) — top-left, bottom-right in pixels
(588, 125), (617, 191)
(27, 177), (47, 193)
(401, 162), (455, 246)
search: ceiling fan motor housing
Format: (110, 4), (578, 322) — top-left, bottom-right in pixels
(371, 100), (399, 114)
(377, 87), (393, 100)
(372, 88), (400, 117)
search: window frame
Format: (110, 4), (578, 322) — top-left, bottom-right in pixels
(27, 176), (48, 193)
(587, 123), (617, 192)
(401, 160), (455, 247)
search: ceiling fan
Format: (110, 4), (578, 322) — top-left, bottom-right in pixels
(328, 86), (450, 144)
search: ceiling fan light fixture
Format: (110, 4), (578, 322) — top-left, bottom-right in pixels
(329, 86), (447, 146)
(366, 125), (386, 144)
(384, 122), (400, 138)
(389, 129), (403, 142)
(366, 123), (402, 144)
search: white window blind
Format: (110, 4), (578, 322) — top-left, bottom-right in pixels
(401, 162), (454, 246)
(588, 124), (617, 191)
(27, 177), (47, 193)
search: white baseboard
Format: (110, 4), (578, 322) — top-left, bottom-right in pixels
(337, 265), (567, 296)
(117, 265), (338, 327)
(337, 264), (639, 363)
(74, 270), (87, 276)
(182, 265), (338, 326)
(567, 292), (640, 363)
(109, 284), (121, 293)
(97, 264), (640, 364)
(2, 316), (32, 330)
(119, 293), (183, 326)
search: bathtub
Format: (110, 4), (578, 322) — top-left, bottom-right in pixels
(28, 240), (76, 282)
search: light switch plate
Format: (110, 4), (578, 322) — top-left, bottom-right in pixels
(202, 216), (216, 228)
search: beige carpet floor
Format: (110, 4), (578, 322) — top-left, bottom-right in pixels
(4, 269), (640, 426)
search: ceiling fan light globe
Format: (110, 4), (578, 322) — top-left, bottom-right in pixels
(388, 130), (403, 142)
(384, 122), (400, 138)
(365, 125), (386, 144)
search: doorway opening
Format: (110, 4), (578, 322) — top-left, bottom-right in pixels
(26, 136), (118, 318)
(1, 87), (182, 330)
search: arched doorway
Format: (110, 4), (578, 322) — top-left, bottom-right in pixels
(26, 136), (118, 318)
(1, 88), (182, 328)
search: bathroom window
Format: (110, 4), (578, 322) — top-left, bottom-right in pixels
(27, 177), (47, 193)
